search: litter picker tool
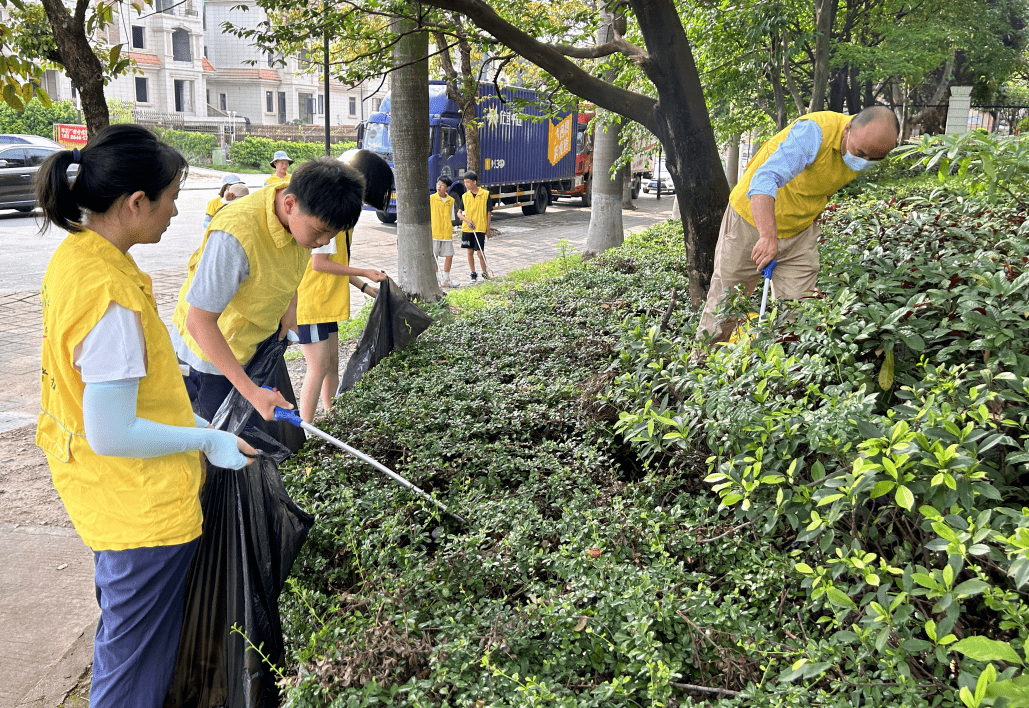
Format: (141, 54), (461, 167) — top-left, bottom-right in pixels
(471, 230), (494, 279)
(266, 392), (467, 525)
(758, 259), (777, 321)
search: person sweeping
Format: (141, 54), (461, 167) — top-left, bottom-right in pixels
(34, 124), (253, 708)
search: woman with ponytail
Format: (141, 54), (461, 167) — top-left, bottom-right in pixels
(34, 123), (254, 708)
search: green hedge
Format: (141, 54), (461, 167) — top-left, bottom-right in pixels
(0, 99), (78, 139)
(150, 128), (217, 162)
(227, 136), (356, 169)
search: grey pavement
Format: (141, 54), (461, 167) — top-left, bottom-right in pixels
(0, 176), (673, 707)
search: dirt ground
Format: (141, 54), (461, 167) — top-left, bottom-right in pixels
(0, 340), (355, 528)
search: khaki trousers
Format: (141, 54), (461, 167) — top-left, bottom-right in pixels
(697, 205), (821, 341)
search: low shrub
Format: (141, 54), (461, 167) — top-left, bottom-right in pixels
(607, 188), (1029, 705)
(228, 136), (356, 169)
(151, 128), (217, 164)
(0, 98), (78, 139)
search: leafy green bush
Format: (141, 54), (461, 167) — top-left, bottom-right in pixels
(608, 188), (1029, 706)
(894, 131), (1029, 208)
(0, 98), (78, 138)
(228, 136), (356, 169)
(151, 128), (217, 163)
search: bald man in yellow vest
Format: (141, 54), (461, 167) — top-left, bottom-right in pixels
(697, 106), (899, 343)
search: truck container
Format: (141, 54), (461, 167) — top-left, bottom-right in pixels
(357, 81), (578, 223)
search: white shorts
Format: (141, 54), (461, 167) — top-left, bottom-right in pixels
(432, 238), (455, 258)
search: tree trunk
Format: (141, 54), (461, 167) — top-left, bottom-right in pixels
(585, 11), (624, 258)
(808, 0), (837, 113)
(621, 166), (635, 209)
(392, 18), (442, 301)
(435, 22), (480, 176)
(40, 0), (109, 134)
(585, 116), (624, 257)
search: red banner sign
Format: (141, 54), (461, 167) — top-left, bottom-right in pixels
(54, 123), (89, 148)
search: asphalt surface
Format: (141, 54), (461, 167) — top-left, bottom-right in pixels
(0, 166), (675, 707)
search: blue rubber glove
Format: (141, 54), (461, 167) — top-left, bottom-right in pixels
(83, 379), (248, 469)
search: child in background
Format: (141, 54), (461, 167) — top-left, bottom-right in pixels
(204, 174), (244, 228)
(34, 124), (252, 708)
(224, 182), (249, 203)
(265, 150), (293, 186)
(457, 171), (492, 283)
(430, 176), (456, 287)
(296, 149), (394, 422)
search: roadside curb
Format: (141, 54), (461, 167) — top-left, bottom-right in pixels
(16, 618), (97, 708)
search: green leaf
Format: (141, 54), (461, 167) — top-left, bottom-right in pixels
(826, 586), (856, 609)
(952, 636), (1024, 665)
(879, 350), (895, 391)
(895, 485), (914, 511)
(871, 480), (894, 498)
(953, 579), (989, 597)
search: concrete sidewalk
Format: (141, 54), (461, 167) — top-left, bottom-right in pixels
(0, 194), (674, 707)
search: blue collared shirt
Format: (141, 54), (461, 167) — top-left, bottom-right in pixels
(747, 119), (823, 200)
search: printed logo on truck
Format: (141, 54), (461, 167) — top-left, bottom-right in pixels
(484, 105), (525, 130)
(548, 114), (573, 166)
(484, 158), (506, 171)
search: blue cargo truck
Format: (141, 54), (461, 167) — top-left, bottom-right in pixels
(357, 81), (578, 223)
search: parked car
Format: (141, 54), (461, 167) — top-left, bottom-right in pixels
(0, 133), (63, 148)
(642, 160), (675, 194)
(0, 142), (62, 213)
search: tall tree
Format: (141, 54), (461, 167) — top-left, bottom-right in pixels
(433, 15), (483, 175)
(392, 16), (444, 301)
(584, 9), (625, 258)
(1, 0), (139, 133)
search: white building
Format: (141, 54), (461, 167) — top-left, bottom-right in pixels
(4, 0), (385, 128)
(204, 0), (385, 127)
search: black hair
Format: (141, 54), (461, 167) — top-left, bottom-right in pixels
(343, 149), (393, 211)
(462, 171), (478, 183)
(286, 157), (365, 232)
(437, 175), (453, 187)
(36, 124), (187, 234)
(218, 183), (230, 198)
(851, 105), (900, 138)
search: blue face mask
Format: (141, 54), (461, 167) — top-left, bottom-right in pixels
(843, 150), (877, 172)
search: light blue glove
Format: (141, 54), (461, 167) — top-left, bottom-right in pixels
(82, 379), (248, 470)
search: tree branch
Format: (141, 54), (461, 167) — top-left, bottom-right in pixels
(553, 36), (648, 64)
(417, 0), (658, 133)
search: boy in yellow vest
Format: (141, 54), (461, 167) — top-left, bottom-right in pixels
(697, 106), (899, 344)
(265, 150), (293, 186)
(431, 176), (456, 287)
(172, 158), (365, 423)
(457, 171), (492, 283)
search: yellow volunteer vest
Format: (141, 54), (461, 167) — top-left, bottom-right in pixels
(37, 229), (202, 551)
(296, 230), (354, 325)
(173, 183), (309, 367)
(265, 173), (289, 187)
(205, 195), (223, 219)
(461, 188), (491, 233)
(729, 112), (857, 238)
(430, 193), (455, 240)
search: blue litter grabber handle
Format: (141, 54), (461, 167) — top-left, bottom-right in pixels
(759, 259), (778, 321)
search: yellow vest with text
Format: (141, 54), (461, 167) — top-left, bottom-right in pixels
(173, 183), (309, 367)
(729, 112), (858, 238)
(461, 189), (491, 233)
(431, 193), (455, 240)
(296, 230), (354, 326)
(36, 230), (202, 551)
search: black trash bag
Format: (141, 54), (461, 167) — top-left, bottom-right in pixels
(209, 334), (306, 454)
(337, 277), (433, 395)
(164, 451), (314, 708)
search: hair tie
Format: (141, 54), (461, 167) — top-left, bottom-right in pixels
(71, 148), (81, 164)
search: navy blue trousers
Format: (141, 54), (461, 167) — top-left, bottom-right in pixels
(90, 539), (199, 708)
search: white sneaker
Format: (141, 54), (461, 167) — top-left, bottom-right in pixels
(469, 271), (478, 284)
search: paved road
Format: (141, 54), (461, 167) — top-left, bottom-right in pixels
(0, 170), (674, 708)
